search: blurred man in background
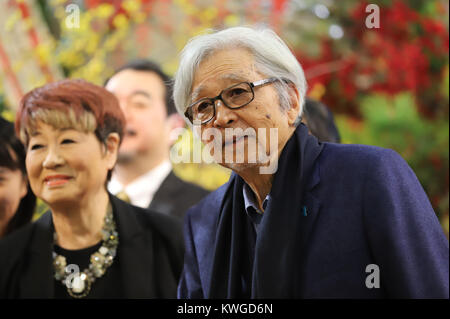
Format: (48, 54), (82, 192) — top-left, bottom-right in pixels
(303, 98), (341, 143)
(105, 60), (208, 219)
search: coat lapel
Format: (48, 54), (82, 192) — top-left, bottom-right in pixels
(148, 172), (178, 215)
(299, 160), (322, 248)
(20, 212), (54, 298)
(110, 195), (155, 298)
(293, 165), (322, 296)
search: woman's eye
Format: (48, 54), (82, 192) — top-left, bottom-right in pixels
(30, 144), (43, 150)
(61, 139), (75, 144)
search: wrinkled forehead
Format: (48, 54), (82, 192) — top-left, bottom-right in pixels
(190, 53), (261, 102)
(196, 47), (255, 77)
(190, 73), (251, 102)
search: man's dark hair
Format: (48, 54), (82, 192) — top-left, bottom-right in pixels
(303, 98), (341, 143)
(104, 59), (176, 115)
(0, 117), (36, 236)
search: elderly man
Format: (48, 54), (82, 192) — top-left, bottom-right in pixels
(173, 26), (448, 298)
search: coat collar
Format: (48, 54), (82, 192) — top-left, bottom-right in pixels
(20, 212), (54, 298)
(109, 195), (156, 298)
(149, 171), (180, 214)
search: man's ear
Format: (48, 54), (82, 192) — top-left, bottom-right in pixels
(286, 83), (301, 127)
(166, 113), (186, 146)
(104, 132), (120, 169)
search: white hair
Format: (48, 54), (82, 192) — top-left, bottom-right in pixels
(173, 26), (307, 125)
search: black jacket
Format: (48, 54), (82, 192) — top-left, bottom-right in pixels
(0, 195), (184, 298)
(149, 171), (209, 220)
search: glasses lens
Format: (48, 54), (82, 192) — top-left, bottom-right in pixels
(222, 82), (253, 108)
(191, 100), (214, 123)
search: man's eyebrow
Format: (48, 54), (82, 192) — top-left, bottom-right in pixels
(190, 74), (248, 103)
(129, 90), (151, 99)
(191, 85), (205, 103)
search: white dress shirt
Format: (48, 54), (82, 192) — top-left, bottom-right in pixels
(108, 160), (172, 209)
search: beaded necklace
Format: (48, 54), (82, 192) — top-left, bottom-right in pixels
(52, 205), (118, 298)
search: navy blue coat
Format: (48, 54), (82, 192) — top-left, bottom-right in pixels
(178, 143), (449, 298)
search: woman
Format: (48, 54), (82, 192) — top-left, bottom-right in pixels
(0, 117), (36, 238)
(0, 79), (184, 298)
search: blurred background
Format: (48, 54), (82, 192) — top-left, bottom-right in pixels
(0, 0), (448, 236)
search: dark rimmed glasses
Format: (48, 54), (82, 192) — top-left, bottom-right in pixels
(185, 77), (278, 125)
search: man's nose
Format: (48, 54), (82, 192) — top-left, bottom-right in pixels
(43, 147), (65, 169)
(213, 100), (236, 128)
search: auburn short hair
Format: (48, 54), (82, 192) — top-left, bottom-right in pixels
(16, 79), (125, 147)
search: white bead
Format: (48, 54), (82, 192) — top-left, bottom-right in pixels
(72, 275), (85, 293)
(99, 246), (108, 255)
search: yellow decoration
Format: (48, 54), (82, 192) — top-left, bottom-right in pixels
(4, 9), (21, 31)
(133, 12), (147, 24)
(49, 0), (66, 6)
(23, 17), (33, 31)
(1, 110), (15, 122)
(113, 13), (129, 29)
(202, 7), (218, 21)
(224, 14), (240, 27)
(34, 44), (52, 64)
(53, 6), (65, 20)
(85, 34), (100, 55)
(96, 3), (115, 19)
(309, 82), (326, 101)
(122, 0), (140, 14)
(443, 213), (449, 238)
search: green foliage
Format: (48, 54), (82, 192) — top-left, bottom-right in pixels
(0, 94), (5, 114)
(442, 66), (449, 99)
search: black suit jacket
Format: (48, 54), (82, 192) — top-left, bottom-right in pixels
(149, 171), (209, 220)
(0, 195), (184, 298)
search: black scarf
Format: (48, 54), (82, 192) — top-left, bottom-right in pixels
(208, 123), (324, 298)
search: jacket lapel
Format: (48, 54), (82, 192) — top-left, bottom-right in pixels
(20, 212), (54, 298)
(148, 172), (178, 215)
(110, 195), (155, 298)
(299, 160), (322, 247)
(293, 165), (322, 296)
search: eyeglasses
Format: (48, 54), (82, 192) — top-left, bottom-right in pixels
(185, 77), (278, 125)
